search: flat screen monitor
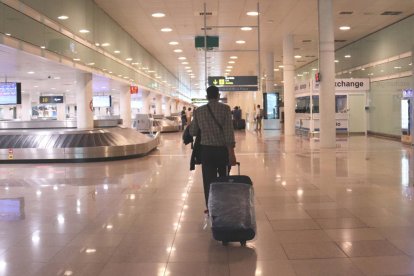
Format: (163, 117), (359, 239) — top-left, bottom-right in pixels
(0, 82), (22, 105)
(93, 95), (112, 107)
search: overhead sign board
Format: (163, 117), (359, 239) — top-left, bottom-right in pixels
(39, 96), (64, 104)
(208, 76), (258, 86)
(313, 78), (370, 91)
(218, 86), (258, 92)
(130, 86), (138, 94)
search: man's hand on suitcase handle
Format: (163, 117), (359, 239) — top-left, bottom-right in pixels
(227, 146), (237, 166)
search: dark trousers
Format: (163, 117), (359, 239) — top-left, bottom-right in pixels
(200, 145), (229, 208)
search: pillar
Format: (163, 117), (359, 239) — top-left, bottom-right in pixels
(266, 52), (274, 94)
(283, 34), (296, 136)
(165, 97), (172, 116)
(120, 85), (132, 127)
(155, 95), (162, 115)
(141, 91), (151, 114)
(21, 93), (31, 120)
(171, 99), (177, 114)
(76, 73), (94, 129)
(318, 0), (336, 148)
(56, 102), (66, 121)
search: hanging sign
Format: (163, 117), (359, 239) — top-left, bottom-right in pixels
(130, 86), (138, 94)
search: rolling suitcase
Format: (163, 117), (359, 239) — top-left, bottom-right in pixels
(233, 119), (246, 130)
(208, 163), (256, 246)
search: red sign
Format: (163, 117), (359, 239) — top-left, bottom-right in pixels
(130, 86), (138, 94)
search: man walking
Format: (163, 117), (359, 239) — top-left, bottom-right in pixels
(189, 86), (237, 212)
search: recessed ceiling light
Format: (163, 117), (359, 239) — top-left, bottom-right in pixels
(169, 41), (179, 45)
(312, 68), (318, 71)
(241, 27), (252, 31)
(394, 66), (402, 69)
(126, 58), (133, 61)
(174, 49), (183, 53)
(230, 56), (238, 59)
(335, 60), (339, 62)
(178, 57), (186, 60)
(339, 26), (351, 30)
(152, 12), (165, 18)
(161, 28), (172, 32)
(5, 33), (11, 36)
(236, 40), (246, 44)
(186, 70), (192, 72)
(114, 50), (120, 54)
(58, 15), (69, 20)
(27, 71), (35, 74)
(73, 58), (80, 61)
(294, 55), (302, 59)
(40, 46), (46, 49)
(185, 66), (191, 69)
(95, 43), (100, 46)
(148, 70), (155, 73)
(344, 55), (351, 58)
(53, 76), (61, 80)
(87, 62), (95, 66)
(246, 11), (259, 16)
(361, 68), (365, 71)
(278, 65), (284, 68)
(79, 29), (90, 33)
(101, 43), (110, 47)
(228, 61), (235, 64)
(274, 69), (279, 71)
(156, 76), (161, 79)
(227, 66), (233, 69)
(181, 61), (189, 65)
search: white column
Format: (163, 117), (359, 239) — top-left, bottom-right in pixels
(56, 103), (66, 121)
(21, 93), (31, 120)
(266, 52), (274, 94)
(171, 99), (177, 114)
(120, 85), (132, 128)
(155, 95), (162, 115)
(141, 91), (151, 114)
(165, 97), (172, 116)
(283, 34), (296, 136)
(177, 102), (183, 112)
(76, 73), (94, 129)
(318, 0), (336, 148)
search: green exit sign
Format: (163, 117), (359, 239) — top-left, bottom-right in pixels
(195, 36), (219, 49)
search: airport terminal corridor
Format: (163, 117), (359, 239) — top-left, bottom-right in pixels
(1, 130), (414, 275)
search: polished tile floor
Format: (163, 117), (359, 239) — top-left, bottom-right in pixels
(1, 128), (414, 275)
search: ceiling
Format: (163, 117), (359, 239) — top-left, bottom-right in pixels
(94, 0), (414, 96)
(1, 0), (414, 101)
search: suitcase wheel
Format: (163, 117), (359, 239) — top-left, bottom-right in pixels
(240, 241), (247, 246)
(222, 241), (229, 246)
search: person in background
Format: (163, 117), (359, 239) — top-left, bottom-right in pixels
(181, 106), (187, 130)
(186, 107), (193, 125)
(189, 86), (237, 213)
(255, 104), (263, 131)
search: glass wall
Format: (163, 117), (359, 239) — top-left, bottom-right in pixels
(296, 15), (414, 137)
(0, 0), (190, 99)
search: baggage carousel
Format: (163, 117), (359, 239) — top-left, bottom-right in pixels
(0, 127), (160, 163)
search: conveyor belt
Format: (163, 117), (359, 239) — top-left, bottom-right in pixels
(0, 127), (159, 162)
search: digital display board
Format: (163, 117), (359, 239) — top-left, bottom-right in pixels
(93, 95), (112, 107)
(40, 96), (64, 104)
(0, 82), (21, 105)
(208, 76), (258, 86)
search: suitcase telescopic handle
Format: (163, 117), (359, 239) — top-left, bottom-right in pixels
(228, 162), (240, 176)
